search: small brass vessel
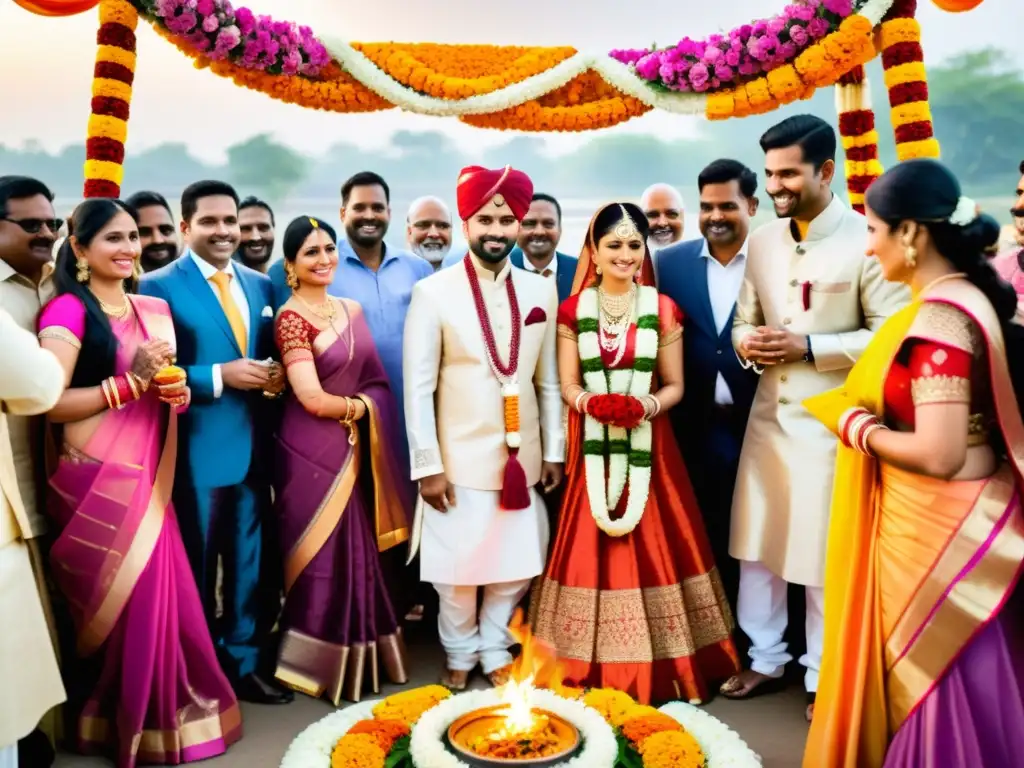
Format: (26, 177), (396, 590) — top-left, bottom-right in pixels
(446, 705), (581, 766)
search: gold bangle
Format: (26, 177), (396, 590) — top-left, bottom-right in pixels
(125, 373), (140, 401)
(107, 377), (122, 410)
(100, 379), (114, 410)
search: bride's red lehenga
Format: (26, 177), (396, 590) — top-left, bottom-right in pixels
(529, 233), (739, 706)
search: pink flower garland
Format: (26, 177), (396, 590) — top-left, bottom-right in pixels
(610, 0), (855, 93)
(138, 0), (330, 76)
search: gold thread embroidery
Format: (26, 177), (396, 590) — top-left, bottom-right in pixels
(531, 570), (733, 665)
(39, 325), (82, 349)
(276, 310), (314, 356)
(911, 303), (981, 356)
(557, 323), (577, 341)
(911, 375), (970, 405)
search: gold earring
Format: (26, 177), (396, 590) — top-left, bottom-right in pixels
(595, 266), (602, 275)
(285, 265), (299, 290)
(76, 257), (90, 283)
(902, 238), (917, 268)
(131, 259), (142, 280)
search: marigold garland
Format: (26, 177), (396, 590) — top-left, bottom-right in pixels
(83, 0), (137, 197)
(370, 685), (451, 726)
(835, 65), (882, 212)
(329, 733), (386, 768)
(638, 729), (707, 768)
(878, 0), (940, 160)
(705, 14), (875, 121)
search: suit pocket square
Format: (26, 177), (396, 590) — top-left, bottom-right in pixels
(261, 305), (274, 318)
(524, 307), (547, 326)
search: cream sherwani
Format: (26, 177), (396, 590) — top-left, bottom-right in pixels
(0, 307), (67, 752)
(729, 196), (908, 689)
(404, 254), (563, 672)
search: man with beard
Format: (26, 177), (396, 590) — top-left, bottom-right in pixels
(140, 180), (290, 706)
(509, 193), (577, 302)
(325, 172), (432, 413)
(0, 175), (62, 765)
(721, 115), (907, 721)
(125, 190), (180, 273)
(991, 159), (1024, 303)
(654, 159), (760, 607)
(406, 195), (452, 269)
(641, 182), (686, 252)
(404, 165), (563, 690)
(235, 196), (275, 273)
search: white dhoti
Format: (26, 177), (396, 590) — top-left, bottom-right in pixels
(418, 486), (549, 671)
(736, 560), (824, 692)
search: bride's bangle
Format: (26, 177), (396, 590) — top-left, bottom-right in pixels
(643, 395), (661, 420)
(574, 391), (588, 413)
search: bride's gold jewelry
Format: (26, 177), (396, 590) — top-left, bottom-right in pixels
(295, 292), (336, 322)
(98, 294), (130, 319)
(598, 284), (635, 321)
(613, 206), (640, 240)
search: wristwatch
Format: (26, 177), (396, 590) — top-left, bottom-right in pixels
(803, 336), (814, 363)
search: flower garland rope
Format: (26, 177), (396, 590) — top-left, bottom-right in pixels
(835, 65), (883, 213)
(84, 0), (138, 197)
(878, 0), (941, 160)
(576, 285), (658, 537)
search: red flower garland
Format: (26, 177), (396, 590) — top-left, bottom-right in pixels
(834, 65), (882, 214)
(587, 394), (646, 431)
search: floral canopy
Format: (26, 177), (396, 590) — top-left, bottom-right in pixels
(13, 0), (986, 207)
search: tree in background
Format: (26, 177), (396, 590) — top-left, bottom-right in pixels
(226, 133), (307, 203)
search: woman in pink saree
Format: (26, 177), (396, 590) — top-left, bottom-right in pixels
(272, 216), (412, 705)
(804, 160), (1024, 766)
(38, 199), (240, 767)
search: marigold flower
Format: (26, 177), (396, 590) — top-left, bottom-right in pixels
(621, 713), (684, 747)
(345, 719), (410, 753)
(638, 729), (706, 768)
(330, 733), (387, 768)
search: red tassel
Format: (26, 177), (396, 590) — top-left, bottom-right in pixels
(500, 449), (531, 511)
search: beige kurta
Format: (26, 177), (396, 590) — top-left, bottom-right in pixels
(403, 255), (564, 585)
(0, 307), (66, 747)
(729, 196), (910, 587)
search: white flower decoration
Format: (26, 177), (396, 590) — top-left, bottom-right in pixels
(949, 196), (978, 227)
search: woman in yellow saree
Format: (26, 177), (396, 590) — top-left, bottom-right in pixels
(803, 159), (1024, 767)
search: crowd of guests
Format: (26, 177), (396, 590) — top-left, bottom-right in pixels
(2, 113), (1024, 768)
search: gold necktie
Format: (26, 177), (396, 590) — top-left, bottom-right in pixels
(209, 271), (247, 354)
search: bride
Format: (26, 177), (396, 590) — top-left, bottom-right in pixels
(530, 202), (740, 705)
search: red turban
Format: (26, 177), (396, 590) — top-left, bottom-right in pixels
(456, 165), (534, 222)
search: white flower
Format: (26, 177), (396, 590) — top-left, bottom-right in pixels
(949, 196), (978, 227)
(506, 431), (522, 449)
(659, 701), (763, 767)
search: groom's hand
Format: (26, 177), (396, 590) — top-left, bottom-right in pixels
(540, 462), (563, 493)
(421, 473), (456, 513)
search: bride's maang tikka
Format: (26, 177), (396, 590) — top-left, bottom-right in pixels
(613, 205), (640, 239)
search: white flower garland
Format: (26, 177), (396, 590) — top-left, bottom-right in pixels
(279, 693), (764, 767)
(576, 285), (658, 537)
(410, 688), (618, 768)
(658, 702), (763, 767)
(313, 0), (893, 119)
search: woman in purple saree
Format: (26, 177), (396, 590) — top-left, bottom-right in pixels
(37, 199), (240, 767)
(272, 216), (412, 705)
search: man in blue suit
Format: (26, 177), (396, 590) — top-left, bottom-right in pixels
(655, 160), (760, 606)
(508, 193), (577, 303)
(141, 181), (292, 704)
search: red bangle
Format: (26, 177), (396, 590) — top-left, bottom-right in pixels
(113, 375), (139, 408)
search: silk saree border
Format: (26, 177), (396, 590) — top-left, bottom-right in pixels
(77, 411), (177, 656)
(79, 701), (242, 759)
(359, 394), (410, 552)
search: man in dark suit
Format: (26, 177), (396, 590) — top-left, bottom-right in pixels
(140, 180), (291, 704)
(508, 193), (577, 302)
(655, 159), (760, 606)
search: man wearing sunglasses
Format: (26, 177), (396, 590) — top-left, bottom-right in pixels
(0, 175), (62, 767)
(125, 190), (181, 273)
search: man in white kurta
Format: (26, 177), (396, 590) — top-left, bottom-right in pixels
(404, 166), (564, 688)
(722, 116), (909, 714)
(0, 307), (67, 768)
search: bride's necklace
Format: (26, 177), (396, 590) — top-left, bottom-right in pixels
(295, 293), (336, 323)
(598, 285), (635, 366)
(97, 293), (130, 320)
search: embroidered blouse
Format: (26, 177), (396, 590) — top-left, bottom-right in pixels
(556, 291), (683, 370)
(882, 301), (992, 445)
(274, 309), (320, 366)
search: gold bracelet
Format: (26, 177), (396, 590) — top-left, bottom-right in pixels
(125, 373), (141, 401)
(100, 379), (115, 410)
(107, 377), (123, 410)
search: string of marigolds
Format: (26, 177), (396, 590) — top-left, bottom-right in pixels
(878, 0), (941, 161)
(835, 65), (882, 214)
(84, 0), (139, 198)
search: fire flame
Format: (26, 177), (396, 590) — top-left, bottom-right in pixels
(495, 609), (579, 735)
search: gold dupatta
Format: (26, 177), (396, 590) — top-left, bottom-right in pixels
(803, 278), (1024, 767)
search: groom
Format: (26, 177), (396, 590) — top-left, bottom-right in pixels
(404, 165), (564, 689)
(141, 180), (290, 704)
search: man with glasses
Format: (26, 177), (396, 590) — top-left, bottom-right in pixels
(0, 175), (62, 767)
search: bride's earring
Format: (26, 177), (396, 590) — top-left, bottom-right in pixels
(285, 264), (299, 290)
(595, 266), (602, 275)
(76, 257), (90, 283)
(902, 237), (917, 269)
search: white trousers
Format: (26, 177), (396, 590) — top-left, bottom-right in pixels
(434, 580), (532, 674)
(736, 560), (824, 692)
(0, 744), (17, 768)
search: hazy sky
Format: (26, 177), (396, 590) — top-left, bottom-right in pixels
(1, 0), (1016, 161)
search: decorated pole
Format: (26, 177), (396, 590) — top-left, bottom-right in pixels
(835, 65), (883, 214)
(83, 0), (139, 198)
(878, 0), (941, 161)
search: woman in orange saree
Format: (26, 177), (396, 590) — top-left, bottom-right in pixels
(38, 200), (240, 767)
(529, 202), (739, 706)
(803, 159), (1024, 767)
